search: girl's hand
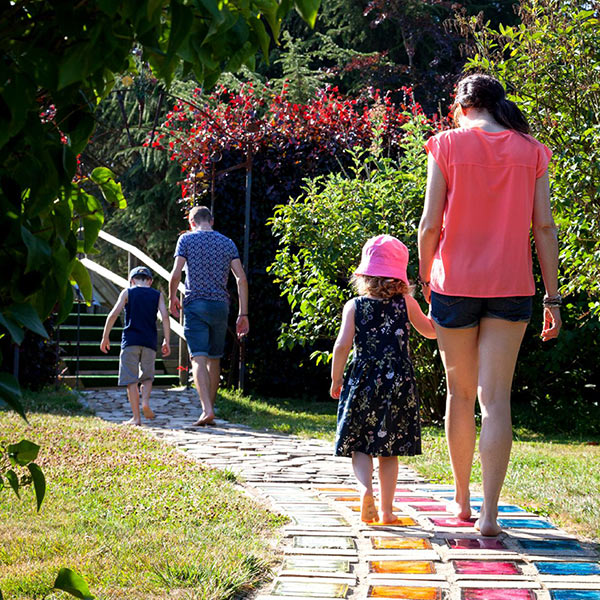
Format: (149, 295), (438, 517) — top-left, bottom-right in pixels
(541, 306), (561, 341)
(421, 282), (431, 304)
(330, 379), (343, 399)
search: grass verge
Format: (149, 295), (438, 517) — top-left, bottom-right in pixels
(1, 389), (284, 600)
(217, 388), (600, 543)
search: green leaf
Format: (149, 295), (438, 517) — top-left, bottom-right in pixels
(70, 259), (93, 304)
(294, 0), (320, 28)
(8, 440), (40, 466)
(58, 45), (91, 90)
(0, 373), (26, 421)
(0, 313), (24, 345)
(90, 168), (126, 209)
(167, 1), (194, 59)
(21, 227), (52, 274)
(5, 304), (48, 339)
(54, 568), (94, 600)
(27, 463), (46, 511)
(5, 469), (19, 498)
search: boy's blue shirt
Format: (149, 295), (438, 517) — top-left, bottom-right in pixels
(121, 286), (160, 351)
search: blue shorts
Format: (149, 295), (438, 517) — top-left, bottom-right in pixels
(183, 299), (229, 358)
(430, 291), (533, 329)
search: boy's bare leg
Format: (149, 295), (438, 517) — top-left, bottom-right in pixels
(191, 356), (214, 425)
(139, 380), (155, 419)
(125, 383), (141, 425)
(207, 358), (220, 410)
(378, 456), (399, 523)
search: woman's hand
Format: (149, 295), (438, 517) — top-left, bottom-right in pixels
(541, 306), (562, 341)
(330, 379), (343, 399)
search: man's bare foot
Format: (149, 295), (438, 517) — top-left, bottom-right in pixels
(447, 499), (471, 520)
(474, 517), (502, 537)
(142, 405), (155, 419)
(122, 418), (141, 426)
(192, 413), (215, 426)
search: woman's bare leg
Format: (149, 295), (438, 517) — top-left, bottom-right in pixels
(378, 456), (399, 523)
(476, 318), (527, 536)
(435, 324), (479, 520)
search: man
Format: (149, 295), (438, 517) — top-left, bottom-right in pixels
(169, 206), (249, 426)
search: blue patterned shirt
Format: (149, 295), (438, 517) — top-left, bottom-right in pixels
(174, 230), (239, 305)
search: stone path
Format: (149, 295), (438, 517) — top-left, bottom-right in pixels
(82, 388), (600, 600)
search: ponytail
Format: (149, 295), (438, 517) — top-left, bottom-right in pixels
(492, 98), (529, 134)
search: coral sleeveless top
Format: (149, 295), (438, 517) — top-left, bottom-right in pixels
(425, 127), (551, 297)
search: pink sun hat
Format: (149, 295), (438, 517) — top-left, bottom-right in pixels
(355, 234), (409, 283)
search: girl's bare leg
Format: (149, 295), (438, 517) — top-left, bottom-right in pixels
(352, 451), (378, 522)
(378, 456), (399, 523)
(435, 324), (479, 520)
(476, 318), (527, 536)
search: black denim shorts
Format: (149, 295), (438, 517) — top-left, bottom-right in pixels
(430, 291), (533, 329)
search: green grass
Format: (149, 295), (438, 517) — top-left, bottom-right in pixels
(216, 389), (600, 543)
(1, 389), (284, 600)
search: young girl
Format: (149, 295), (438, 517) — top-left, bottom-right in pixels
(330, 234), (436, 524)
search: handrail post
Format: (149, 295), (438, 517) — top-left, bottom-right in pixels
(178, 294), (188, 386)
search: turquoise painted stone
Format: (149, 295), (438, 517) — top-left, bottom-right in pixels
(518, 539), (584, 553)
(498, 518), (555, 529)
(550, 591), (600, 600)
(536, 562), (600, 576)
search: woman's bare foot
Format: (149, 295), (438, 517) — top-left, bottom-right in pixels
(142, 405), (155, 419)
(122, 418), (141, 426)
(474, 516), (502, 537)
(360, 493), (379, 523)
(447, 498), (471, 520)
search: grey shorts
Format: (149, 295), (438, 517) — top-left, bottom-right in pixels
(183, 298), (229, 358)
(118, 345), (156, 386)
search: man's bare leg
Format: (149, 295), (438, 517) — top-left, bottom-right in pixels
(125, 383), (141, 425)
(207, 358), (221, 415)
(191, 356), (214, 425)
(139, 380), (155, 419)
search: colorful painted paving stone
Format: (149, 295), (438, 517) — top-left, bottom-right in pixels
(395, 497), (435, 503)
(462, 589), (535, 600)
(369, 517), (418, 527)
(289, 514), (349, 526)
(371, 537), (433, 550)
(498, 518), (555, 529)
(446, 538), (507, 550)
(410, 504), (448, 512)
(441, 496), (484, 502)
(535, 562), (600, 576)
(518, 539), (584, 553)
(417, 487), (456, 493)
(334, 496), (361, 502)
(350, 505), (402, 512)
(471, 504), (527, 514)
(316, 487), (357, 493)
(293, 536), (355, 549)
(452, 560), (522, 575)
(272, 580), (349, 598)
(430, 517), (476, 528)
(282, 557), (352, 573)
(368, 585), (441, 599)
(370, 560), (436, 574)
(550, 592), (600, 600)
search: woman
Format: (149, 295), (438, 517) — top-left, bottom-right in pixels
(418, 73), (562, 536)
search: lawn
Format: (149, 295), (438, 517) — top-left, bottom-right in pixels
(0, 390), (285, 600)
(218, 388), (600, 543)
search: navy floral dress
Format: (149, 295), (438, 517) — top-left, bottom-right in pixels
(335, 295), (422, 457)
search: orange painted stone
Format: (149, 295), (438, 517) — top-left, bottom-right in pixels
(369, 517), (418, 527)
(371, 537), (433, 550)
(334, 496), (361, 501)
(370, 560), (436, 574)
(368, 585), (441, 599)
(317, 487), (357, 492)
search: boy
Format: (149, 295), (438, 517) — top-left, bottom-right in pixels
(100, 266), (171, 425)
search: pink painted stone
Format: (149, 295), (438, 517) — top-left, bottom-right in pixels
(453, 560), (522, 575)
(430, 517), (477, 528)
(447, 538), (507, 550)
(410, 504), (447, 512)
(395, 496), (435, 503)
(462, 589), (535, 600)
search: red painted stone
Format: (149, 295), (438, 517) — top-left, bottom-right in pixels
(462, 589), (535, 600)
(453, 560), (522, 575)
(431, 517), (477, 528)
(446, 538), (507, 550)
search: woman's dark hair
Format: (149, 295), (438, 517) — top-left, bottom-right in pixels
(455, 73), (530, 134)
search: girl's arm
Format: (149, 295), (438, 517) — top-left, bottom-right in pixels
(418, 153), (446, 303)
(405, 294), (437, 339)
(330, 299), (356, 399)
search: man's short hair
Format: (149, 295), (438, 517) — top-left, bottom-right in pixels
(189, 206), (213, 224)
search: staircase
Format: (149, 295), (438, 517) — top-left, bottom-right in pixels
(58, 307), (180, 388)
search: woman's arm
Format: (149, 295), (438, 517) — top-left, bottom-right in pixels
(330, 299), (356, 399)
(405, 294), (437, 339)
(532, 171), (561, 341)
(418, 153), (447, 303)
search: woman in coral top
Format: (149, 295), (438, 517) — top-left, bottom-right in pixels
(418, 73), (561, 536)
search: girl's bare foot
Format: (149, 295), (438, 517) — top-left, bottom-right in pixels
(447, 499), (471, 520)
(474, 516), (502, 537)
(379, 512), (398, 524)
(360, 493), (379, 523)
(142, 405), (155, 419)
(122, 418), (141, 426)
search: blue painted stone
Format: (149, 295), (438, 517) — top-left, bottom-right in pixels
(418, 487), (456, 493)
(471, 504), (527, 514)
(550, 591), (600, 600)
(440, 495), (484, 502)
(498, 518), (555, 529)
(536, 562), (600, 576)
(518, 539), (584, 553)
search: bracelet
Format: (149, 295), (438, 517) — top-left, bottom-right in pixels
(543, 293), (562, 307)
(416, 275), (430, 286)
